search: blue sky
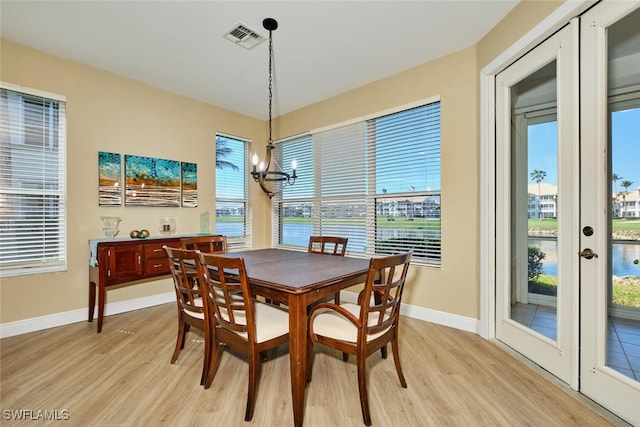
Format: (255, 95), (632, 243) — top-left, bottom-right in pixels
(528, 107), (639, 190)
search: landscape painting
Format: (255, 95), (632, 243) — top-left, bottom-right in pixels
(125, 155), (180, 207)
(98, 151), (122, 206)
(181, 162), (198, 207)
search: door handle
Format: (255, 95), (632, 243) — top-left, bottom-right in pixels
(579, 248), (598, 259)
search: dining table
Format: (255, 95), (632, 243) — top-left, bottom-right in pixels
(220, 248), (370, 427)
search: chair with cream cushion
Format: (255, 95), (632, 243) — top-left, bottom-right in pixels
(164, 246), (210, 386)
(308, 251), (412, 426)
(180, 235), (228, 254)
(308, 235), (348, 304)
(196, 252), (290, 422)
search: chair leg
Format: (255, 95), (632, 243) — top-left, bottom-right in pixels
(334, 292), (349, 361)
(391, 336), (407, 388)
(356, 355), (372, 426)
(245, 352), (260, 421)
(204, 341), (221, 389)
(171, 321), (187, 364)
(306, 341), (314, 383)
(380, 344), (387, 359)
(201, 327), (212, 386)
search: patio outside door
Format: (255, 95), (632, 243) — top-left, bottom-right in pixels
(495, 22), (577, 386)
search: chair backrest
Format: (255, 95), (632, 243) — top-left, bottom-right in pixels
(196, 253), (255, 336)
(164, 246), (204, 318)
(181, 235), (228, 254)
(358, 251), (412, 337)
(308, 235), (348, 256)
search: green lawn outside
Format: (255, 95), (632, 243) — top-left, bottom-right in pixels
(279, 215), (440, 230)
(215, 215), (243, 223)
(528, 217), (640, 233)
(530, 274), (640, 308)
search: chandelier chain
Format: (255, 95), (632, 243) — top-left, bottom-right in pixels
(268, 29), (273, 145)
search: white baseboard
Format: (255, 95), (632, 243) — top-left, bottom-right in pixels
(340, 291), (480, 334)
(1, 290), (480, 339)
(0, 292), (175, 339)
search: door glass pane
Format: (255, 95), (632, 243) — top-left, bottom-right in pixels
(607, 8), (640, 380)
(510, 60), (558, 340)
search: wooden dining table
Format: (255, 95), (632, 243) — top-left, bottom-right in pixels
(220, 248), (370, 427)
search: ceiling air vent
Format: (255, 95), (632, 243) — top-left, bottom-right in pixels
(223, 22), (266, 50)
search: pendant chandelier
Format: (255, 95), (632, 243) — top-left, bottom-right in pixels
(250, 17), (297, 199)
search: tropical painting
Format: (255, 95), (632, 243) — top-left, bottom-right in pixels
(125, 155), (180, 207)
(181, 162), (198, 207)
(98, 151), (122, 206)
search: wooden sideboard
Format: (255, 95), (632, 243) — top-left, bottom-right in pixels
(88, 235), (221, 333)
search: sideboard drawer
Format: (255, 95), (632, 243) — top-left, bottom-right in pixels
(144, 257), (171, 275)
(144, 242), (170, 259)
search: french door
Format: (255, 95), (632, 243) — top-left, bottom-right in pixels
(495, 22), (578, 385)
(579, 2), (640, 424)
(495, 1), (639, 424)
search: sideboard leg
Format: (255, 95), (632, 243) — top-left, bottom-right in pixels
(88, 281), (96, 322)
(97, 282), (106, 333)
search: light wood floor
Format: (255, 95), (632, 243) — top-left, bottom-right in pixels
(0, 303), (629, 426)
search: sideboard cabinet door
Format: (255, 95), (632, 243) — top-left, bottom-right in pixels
(106, 244), (143, 283)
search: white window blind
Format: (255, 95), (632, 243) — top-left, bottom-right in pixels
(371, 103), (441, 263)
(215, 134), (251, 249)
(314, 122), (368, 253)
(272, 134), (313, 248)
(0, 85), (67, 277)
(274, 100), (441, 266)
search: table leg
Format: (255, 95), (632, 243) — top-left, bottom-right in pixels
(288, 294), (308, 427)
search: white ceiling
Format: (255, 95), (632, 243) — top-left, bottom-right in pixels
(1, 1), (519, 120)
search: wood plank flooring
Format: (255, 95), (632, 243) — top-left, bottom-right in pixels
(0, 303), (629, 426)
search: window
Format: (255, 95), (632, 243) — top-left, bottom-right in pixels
(273, 99), (441, 266)
(0, 84), (67, 278)
(215, 134), (251, 249)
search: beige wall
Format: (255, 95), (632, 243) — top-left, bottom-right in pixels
(0, 40), (265, 323)
(0, 0), (564, 326)
(476, 0), (564, 69)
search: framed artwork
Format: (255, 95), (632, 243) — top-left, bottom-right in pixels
(181, 162), (198, 207)
(125, 155), (180, 207)
(98, 151), (122, 206)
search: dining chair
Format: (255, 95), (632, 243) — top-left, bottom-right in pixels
(196, 252), (290, 422)
(308, 235), (348, 256)
(164, 246), (212, 386)
(308, 251), (412, 426)
(308, 235), (348, 304)
(180, 235), (228, 254)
